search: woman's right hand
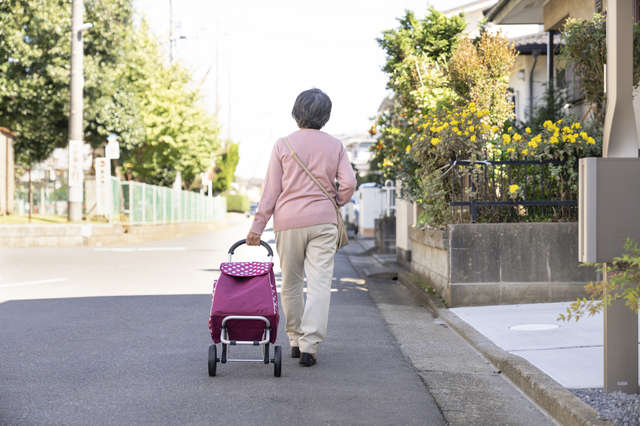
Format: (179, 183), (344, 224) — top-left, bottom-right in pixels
(246, 232), (261, 246)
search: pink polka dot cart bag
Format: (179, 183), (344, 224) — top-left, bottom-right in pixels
(208, 239), (281, 377)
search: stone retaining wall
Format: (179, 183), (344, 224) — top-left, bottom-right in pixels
(0, 219), (229, 248)
(408, 222), (598, 306)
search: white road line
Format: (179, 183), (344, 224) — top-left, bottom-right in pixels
(0, 278), (68, 289)
(137, 247), (186, 252)
(93, 247), (185, 252)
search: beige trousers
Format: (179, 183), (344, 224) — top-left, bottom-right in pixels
(275, 223), (337, 355)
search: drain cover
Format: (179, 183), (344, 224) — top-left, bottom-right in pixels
(509, 323), (560, 331)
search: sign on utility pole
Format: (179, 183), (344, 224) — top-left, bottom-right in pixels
(94, 157), (111, 218)
(105, 134), (120, 160)
(67, 0), (92, 222)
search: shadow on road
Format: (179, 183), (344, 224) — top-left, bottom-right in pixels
(0, 272), (443, 425)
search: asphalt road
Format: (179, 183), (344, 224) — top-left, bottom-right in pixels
(0, 217), (444, 425)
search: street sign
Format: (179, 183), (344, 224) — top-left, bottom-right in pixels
(68, 139), (84, 202)
(94, 157), (112, 217)
(105, 137), (120, 159)
(68, 140), (84, 186)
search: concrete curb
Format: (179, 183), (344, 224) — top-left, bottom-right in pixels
(398, 269), (611, 426)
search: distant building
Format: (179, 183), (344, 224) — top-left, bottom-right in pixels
(339, 134), (377, 177)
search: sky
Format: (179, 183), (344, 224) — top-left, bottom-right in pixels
(132, 0), (499, 179)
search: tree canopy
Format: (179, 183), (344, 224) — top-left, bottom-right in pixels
(0, 0), (235, 191)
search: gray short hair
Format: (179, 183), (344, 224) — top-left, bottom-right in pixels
(291, 88), (332, 129)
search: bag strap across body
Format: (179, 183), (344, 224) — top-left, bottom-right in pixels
(283, 137), (340, 212)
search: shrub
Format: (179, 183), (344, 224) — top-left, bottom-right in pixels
(448, 31), (518, 125)
(559, 239), (640, 321)
(396, 102), (602, 226)
(560, 13), (640, 124)
(224, 193), (250, 213)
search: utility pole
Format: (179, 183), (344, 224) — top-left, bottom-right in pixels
(68, 0), (92, 222)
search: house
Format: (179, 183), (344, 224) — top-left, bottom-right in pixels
(340, 133), (377, 178)
(508, 32), (563, 123)
(0, 127), (15, 215)
(486, 0), (640, 132)
(485, 0), (604, 119)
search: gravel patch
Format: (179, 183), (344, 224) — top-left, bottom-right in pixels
(572, 388), (640, 425)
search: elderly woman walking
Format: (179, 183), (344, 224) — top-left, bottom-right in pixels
(246, 88), (356, 367)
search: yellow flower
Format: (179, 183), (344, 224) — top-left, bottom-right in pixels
(502, 134), (511, 144)
(382, 158), (393, 167)
(470, 135), (477, 142)
(580, 131), (588, 139)
(492, 126), (500, 133)
(508, 126), (513, 132)
(509, 184), (520, 194)
(573, 122), (582, 129)
(469, 126), (475, 132)
(549, 136), (559, 144)
(543, 120), (553, 129)
(525, 127), (531, 134)
(513, 133), (522, 142)
(587, 137), (596, 144)
(522, 148), (529, 155)
(405, 145), (411, 153)
(528, 141), (539, 149)
(430, 137), (441, 146)
(506, 147), (515, 154)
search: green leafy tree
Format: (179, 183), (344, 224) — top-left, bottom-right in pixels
(0, 0), (71, 166)
(372, 7), (465, 189)
(211, 141), (239, 194)
(0, 0), (143, 166)
(119, 22), (222, 189)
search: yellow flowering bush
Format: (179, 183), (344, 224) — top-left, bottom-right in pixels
(401, 102), (602, 225)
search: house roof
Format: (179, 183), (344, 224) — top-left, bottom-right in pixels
(0, 127), (16, 137)
(511, 32), (562, 54)
(485, 0), (545, 25)
(441, 0), (498, 15)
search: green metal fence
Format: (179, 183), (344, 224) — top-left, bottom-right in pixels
(119, 180), (226, 225)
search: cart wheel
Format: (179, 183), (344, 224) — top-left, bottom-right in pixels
(221, 344), (227, 364)
(208, 344), (217, 377)
(263, 343), (270, 364)
(273, 345), (282, 377)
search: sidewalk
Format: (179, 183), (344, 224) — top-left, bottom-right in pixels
(343, 239), (556, 425)
(451, 303), (640, 390)
(347, 237), (625, 425)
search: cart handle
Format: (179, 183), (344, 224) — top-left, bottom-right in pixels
(227, 239), (273, 262)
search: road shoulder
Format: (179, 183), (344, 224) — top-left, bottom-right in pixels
(345, 246), (559, 426)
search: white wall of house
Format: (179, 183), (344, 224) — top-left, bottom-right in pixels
(358, 186), (385, 237)
(509, 54), (548, 124)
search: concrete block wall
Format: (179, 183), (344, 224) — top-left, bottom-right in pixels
(395, 198), (413, 266)
(408, 222), (597, 307)
(408, 226), (450, 300)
